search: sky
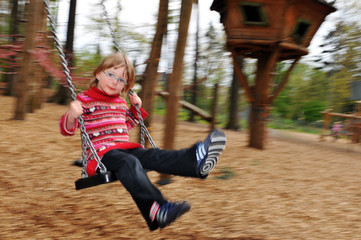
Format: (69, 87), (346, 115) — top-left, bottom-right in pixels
(57, 0), (223, 51)
(55, 0), (340, 63)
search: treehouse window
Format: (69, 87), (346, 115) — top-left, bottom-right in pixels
(239, 2), (268, 26)
(292, 19), (312, 43)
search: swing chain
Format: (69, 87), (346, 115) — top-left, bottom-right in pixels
(100, 1), (157, 149)
(42, 0), (107, 177)
(128, 89), (158, 149)
(100, 0), (122, 53)
(138, 113), (157, 149)
(140, 121), (146, 147)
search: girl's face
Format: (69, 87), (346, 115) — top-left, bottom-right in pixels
(95, 66), (127, 95)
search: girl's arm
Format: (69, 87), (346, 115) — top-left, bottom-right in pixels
(59, 100), (83, 136)
(66, 100), (83, 129)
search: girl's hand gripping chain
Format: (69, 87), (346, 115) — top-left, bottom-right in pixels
(67, 100), (83, 130)
(128, 90), (142, 108)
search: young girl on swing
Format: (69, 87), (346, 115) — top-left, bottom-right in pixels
(59, 52), (226, 231)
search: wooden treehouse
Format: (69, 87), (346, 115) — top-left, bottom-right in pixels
(211, 0), (336, 149)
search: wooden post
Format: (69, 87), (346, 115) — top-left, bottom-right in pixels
(210, 83), (219, 130)
(163, 0), (193, 150)
(4, 0), (19, 96)
(269, 57), (300, 103)
(226, 63), (241, 130)
(140, 0), (169, 144)
(249, 48), (280, 149)
(15, 0), (43, 120)
(231, 50), (253, 102)
(29, 9), (47, 111)
(320, 110), (331, 141)
(160, 0), (192, 185)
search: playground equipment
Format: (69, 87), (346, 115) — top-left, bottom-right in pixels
(42, 0), (157, 190)
(5, 0), (220, 188)
(320, 101), (361, 143)
(211, 0), (336, 149)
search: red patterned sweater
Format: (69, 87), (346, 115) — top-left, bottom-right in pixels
(59, 87), (148, 176)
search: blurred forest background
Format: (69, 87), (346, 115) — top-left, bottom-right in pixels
(1, 0), (361, 135)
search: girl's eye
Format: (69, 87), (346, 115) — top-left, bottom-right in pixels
(108, 73), (116, 79)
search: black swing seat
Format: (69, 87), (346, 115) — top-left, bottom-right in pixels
(75, 171), (117, 190)
(74, 162), (152, 190)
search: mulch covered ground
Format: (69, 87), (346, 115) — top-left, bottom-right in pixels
(1, 95), (361, 240)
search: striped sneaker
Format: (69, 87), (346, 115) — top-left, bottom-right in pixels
(156, 201), (191, 228)
(196, 129), (226, 177)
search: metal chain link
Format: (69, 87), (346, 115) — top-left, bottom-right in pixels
(101, 1), (158, 149)
(140, 124), (146, 148)
(138, 110), (157, 149)
(42, 0), (107, 177)
(100, 0), (121, 53)
(128, 89), (157, 149)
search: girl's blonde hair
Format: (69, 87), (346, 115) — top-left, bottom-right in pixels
(90, 52), (135, 96)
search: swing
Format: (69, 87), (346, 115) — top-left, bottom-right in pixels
(42, 0), (157, 190)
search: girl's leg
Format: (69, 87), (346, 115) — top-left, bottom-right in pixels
(101, 130), (226, 230)
(102, 149), (167, 230)
(129, 144), (200, 178)
(129, 129), (227, 179)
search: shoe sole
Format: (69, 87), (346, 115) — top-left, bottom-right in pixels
(200, 130), (226, 176)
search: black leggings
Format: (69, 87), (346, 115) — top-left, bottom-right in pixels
(101, 144), (199, 230)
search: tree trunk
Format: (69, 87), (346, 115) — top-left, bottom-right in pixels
(210, 83), (219, 130)
(226, 60), (241, 130)
(248, 102), (267, 149)
(139, 0), (169, 184)
(163, 0), (193, 150)
(160, 0), (194, 184)
(188, 0), (199, 122)
(65, 0), (76, 55)
(27, 5), (47, 111)
(4, 0), (19, 97)
(248, 50), (279, 149)
(50, 0), (76, 105)
(14, 0), (43, 120)
(140, 0), (169, 128)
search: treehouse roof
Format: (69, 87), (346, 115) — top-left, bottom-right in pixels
(211, 0), (336, 60)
